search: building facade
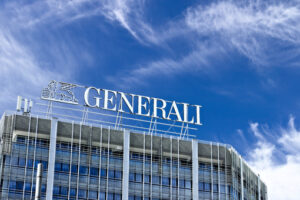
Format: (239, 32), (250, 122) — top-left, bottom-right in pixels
(0, 113), (267, 200)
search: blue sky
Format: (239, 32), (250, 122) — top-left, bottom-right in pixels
(1, 0), (300, 199)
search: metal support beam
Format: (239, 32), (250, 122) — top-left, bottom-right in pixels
(240, 156), (244, 200)
(122, 129), (130, 200)
(35, 163), (43, 200)
(258, 175), (261, 200)
(46, 119), (58, 200)
(192, 139), (199, 200)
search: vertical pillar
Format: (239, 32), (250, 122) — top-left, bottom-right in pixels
(218, 144), (220, 200)
(240, 156), (244, 200)
(46, 119), (58, 200)
(258, 175), (261, 200)
(35, 163), (43, 200)
(192, 139), (199, 200)
(210, 143), (213, 200)
(122, 129), (130, 200)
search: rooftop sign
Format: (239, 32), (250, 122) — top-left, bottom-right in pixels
(41, 80), (202, 126)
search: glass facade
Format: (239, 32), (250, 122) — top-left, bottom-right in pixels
(0, 114), (267, 200)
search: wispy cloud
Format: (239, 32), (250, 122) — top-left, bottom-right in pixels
(4, 0), (162, 45)
(185, 1), (300, 65)
(108, 0), (300, 87)
(0, 29), (64, 112)
(0, 0), (88, 113)
(247, 116), (300, 200)
(108, 41), (224, 87)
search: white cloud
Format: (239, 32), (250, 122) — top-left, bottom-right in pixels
(108, 41), (223, 87)
(0, 29), (64, 113)
(4, 0), (161, 45)
(247, 116), (300, 200)
(185, 1), (300, 65)
(108, 1), (300, 86)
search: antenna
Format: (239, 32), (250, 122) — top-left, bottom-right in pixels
(16, 96), (33, 114)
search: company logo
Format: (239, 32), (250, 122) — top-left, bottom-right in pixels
(41, 80), (202, 126)
(41, 80), (78, 105)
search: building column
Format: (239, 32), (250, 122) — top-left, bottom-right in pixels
(258, 175), (261, 200)
(46, 119), (58, 200)
(122, 129), (130, 200)
(240, 156), (244, 200)
(192, 139), (199, 200)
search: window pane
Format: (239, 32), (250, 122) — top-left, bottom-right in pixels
(70, 188), (77, 197)
(91, 167), (99, 176)
(115, 171), (122, 179)
(61, 187), (68, 195)
(16, 181), (24, 190)
(89, 190), (97, 199)
(101, 169), (107, 177)
(172, 178), (177, 187)
(19, 158), (26, 167)
(144, 175), (150, 183)
(152, 176), (160, 185)
(135, 173), (142, 182)
(71, 165), (78, 173)
(99, 192), (106, 200)
(185, 180), (191, 189)
(129, 173), (135, 181)
(62, 163), (70, 172)
(108, 170), (115, 179)
(55, 163), (61, 171)
(78, 189), (86, 198)
(53, 186), (60, 195)
(162, 177), (170, 186)
(79, 166), (88, 175)
(179, 180), (185, 188)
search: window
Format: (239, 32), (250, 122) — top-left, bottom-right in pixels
(107, 193), (114, 200)
(53, 186), (60, 195)
(179, 179), (185, 188)
(108, 170), (115, 179)
(199, 182), (204, 191)
(11, 157), (18, 165)
(19, 158), (26, 167)
(99, 192), (106, 200)
(70, 188), (77, 197)
(89, 190), (97, 199)
(162, 177), (170, 186)
(62, 163), (69, 172)
(115, 171), (122, 179)
(135, 173), (142, 182)
(25, 183), (31, 191)
(55, 163), (61, 171)
(61, 187), (68, 196)
(115, 194), (121, 200)
(9, 181), (16, 190)
(129, 173), (135, 182)
(90, 167), (99, 176)
(152, 176), (160, 185)
(41, 160), (48, 170)
(185, 180), (191, 189)
(205, 183), (211, 191)
(78, 189), (86, 198)
(172, 178), (177, 187)
(101, 169), (107, 177)
(71, 165), (78, 173)
(213, 184), (218, 192)
(16, 181), (24, 190)
(144, 175), (150, 183)
(220, 185), (226, 193)
(41, 184), (46, 193)
(79, 166), (88, 175)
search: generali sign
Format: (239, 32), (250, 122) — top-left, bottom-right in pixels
(41, 80), (202, 126)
